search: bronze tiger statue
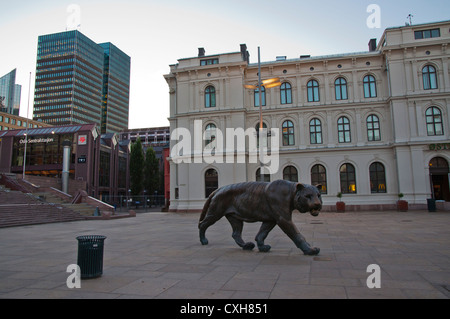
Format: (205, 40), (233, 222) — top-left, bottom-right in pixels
(199, 180), (322, 255)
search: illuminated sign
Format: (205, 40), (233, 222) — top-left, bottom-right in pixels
(78, 135), (87, 145)
(19, 137), (54, 144)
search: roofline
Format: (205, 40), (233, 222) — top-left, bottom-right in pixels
(178, 51), (241, 62)
(248, 50), (381, 67)
(377, 19), (450, 50)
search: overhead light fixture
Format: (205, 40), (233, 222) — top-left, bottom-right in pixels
(263, 81), (282, 89)
(262, 77), (280, 85)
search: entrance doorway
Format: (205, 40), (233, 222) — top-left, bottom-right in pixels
(429, 157), (450, 201)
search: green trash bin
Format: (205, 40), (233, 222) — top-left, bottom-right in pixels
(427, 198), (436, 212)
(76, 235), (107, 279)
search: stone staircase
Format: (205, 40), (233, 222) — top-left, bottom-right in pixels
(0, 187), (86, 228)
(33, 192), (97, 216)
(0, 173), (133, 227)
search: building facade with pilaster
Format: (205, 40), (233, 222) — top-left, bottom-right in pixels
(165, 20), (450, 212)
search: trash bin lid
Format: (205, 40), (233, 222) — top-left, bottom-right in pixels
(76, 235), (107, 242)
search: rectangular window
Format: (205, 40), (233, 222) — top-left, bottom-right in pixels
(200, 58), (219, 66)
(414, 28), (440, 40)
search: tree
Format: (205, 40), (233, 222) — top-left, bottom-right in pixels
(144, 146), (160, 196)
(129, 137), (144, 197)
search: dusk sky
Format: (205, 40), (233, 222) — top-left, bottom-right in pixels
(1, 0), (449, 128)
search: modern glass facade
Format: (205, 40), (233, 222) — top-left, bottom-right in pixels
(33, 31), (130, 133)
(99, 43), (130, 134)
(0, 69), (21, 116)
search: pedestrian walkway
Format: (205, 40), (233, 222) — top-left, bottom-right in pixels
(0, 210), (449, 299)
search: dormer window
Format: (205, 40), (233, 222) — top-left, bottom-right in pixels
(200, 58), (218, 66)
(414, 28), (440, 39)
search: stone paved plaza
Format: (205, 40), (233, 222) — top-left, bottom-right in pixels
(0, 210), (449, 299)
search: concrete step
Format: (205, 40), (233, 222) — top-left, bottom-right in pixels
(0, 190), (85, 228)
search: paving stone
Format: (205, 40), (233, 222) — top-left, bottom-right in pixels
(0, 210), (448, 299)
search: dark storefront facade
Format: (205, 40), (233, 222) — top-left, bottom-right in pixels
(0, 124), (129, 203)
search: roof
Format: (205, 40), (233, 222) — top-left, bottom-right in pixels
(0, 123), (98, 138)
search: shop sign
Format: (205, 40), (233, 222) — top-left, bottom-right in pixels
(429, 143), (450, 151)
(78, 135), (87, 145)
(19, 137), (54, 144)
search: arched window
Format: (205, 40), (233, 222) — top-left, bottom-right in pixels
(423, 65), (438, 90)
(280, 82), (292, 104)
(204, 123), (216, 148)
(337, 116), (351, 143)
(256, 167), (270, 182)
(340, 163), (356, 194)
(363, 75), (377, 98)
(335, 77), (348, 100)
(367, 114), (381, 141)
(205, 168), (218, 198)
(311, 164), (327, 194)
(282, 120), (295, 146)
(205, 86), (216, 108)
(254, 86), (266, 107)
(283, 166), (298, 182)
(307, 80), (320, 102)
(309, 118), (322, 144)
(426, 106), (444, 136)
(369, 162), (386, 193)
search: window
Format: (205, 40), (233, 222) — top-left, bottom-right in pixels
(335, 77), (348, 100)
(363, 75), (377, 98)
(205, 86), (216, 108)
(280, 82), (292, 104)
(256, 122), (268, 148)
(256, 167), (271, 182)
(423, 65), (438, 90)
(369, 162), (386, 193)
(340, 163), (356, 194)
(309, 118), (322, 144)
(307, 80), (320, 102)
(311, 164), (327, 194)
(283, 166), (298, 182)
(200, 58), (219, 66)
(282, 120), (295, 146)
(254, 87), (266, 107)
(367, 114), (381, 141)
(337, 116), (351, 143)
(426, 106), (444, 136)
(414, 28), (440, 39)
(204, 123), (217, 148)
(205, 168), (218, 198)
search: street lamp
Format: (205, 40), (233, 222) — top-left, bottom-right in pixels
(243, 47), (281, 181)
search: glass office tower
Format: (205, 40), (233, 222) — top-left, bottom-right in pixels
(0, 69), (21, 116)
(33, 31), (130, 133)
(99, 43), (131, 134)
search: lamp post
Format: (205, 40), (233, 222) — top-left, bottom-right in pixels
(244, 47), (281, 181)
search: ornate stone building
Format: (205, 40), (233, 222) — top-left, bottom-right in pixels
(164, 20), (450, 212)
